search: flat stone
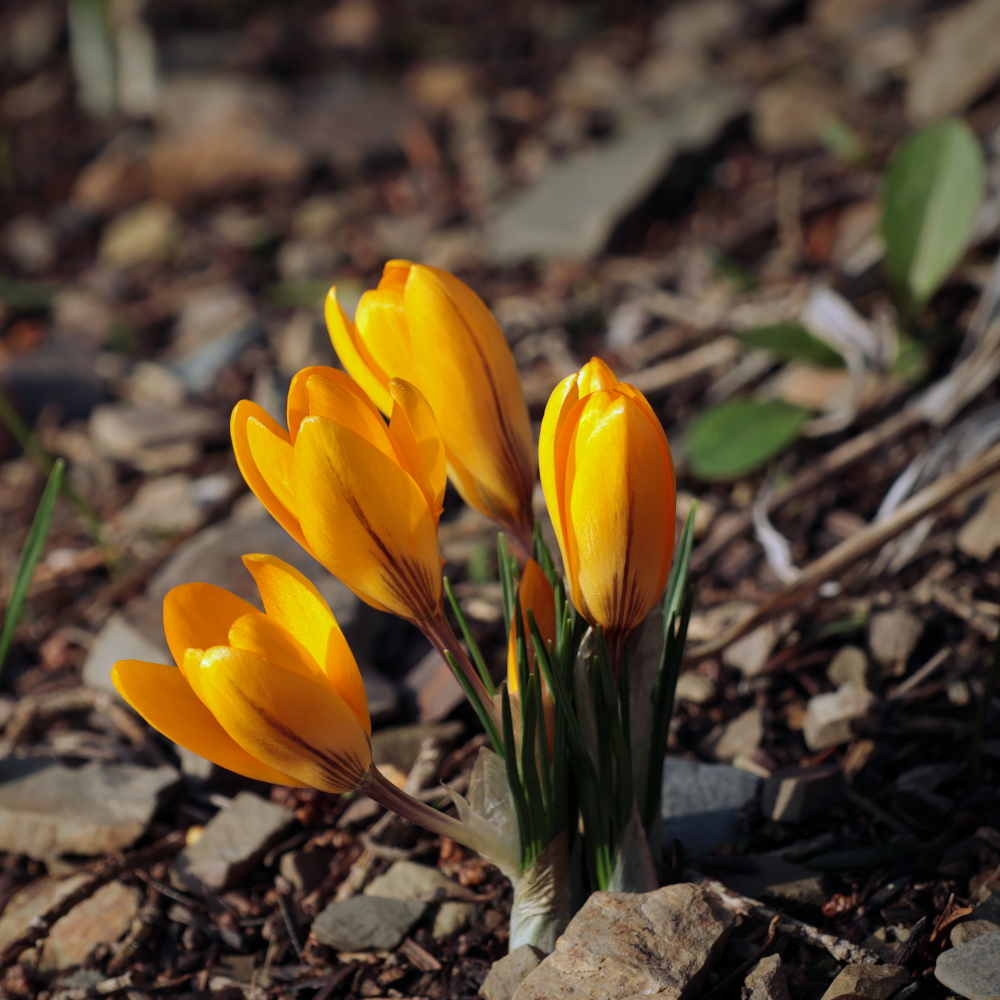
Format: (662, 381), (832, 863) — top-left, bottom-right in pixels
(370, 722), (465, 773)
(279, 849), (336, 894)
(82, 612), (170, 695)
(99, 201), (179, 267)
(0, 760), (179, 860)
(434, 900), (476, 938)
(89, 402), (225, 464)
(702, 707), (763, 763)
(116, 474), (203, 535)
(726, 853), (827, 910)
(827, 646), (872, 691)
(675, 672), (717, 704)
(661, 757), (761, 853)
(743, 954), (790, 1000)
(958, 486), (1000, 562)
(951, 919), (1000, 947)
(803, 683), (876, 751)
(0, 875), (90, 952)
(511, 883), (733, 1000)
(868, 609), (923, 674)
(39, 881), (141, 971)
(401, 648), (464, 723)
(480, 944), (545, 1000)
(762, 766), (844, 824)
(935, 930), (1000, 1000)
(722, 622), (780, 677)
(821, 964), (909, 1000)
(364, 860), (470, 902)
(173, 791), (294, 893)
(311, 895), (427, 951)
(488, 87), (745, 262)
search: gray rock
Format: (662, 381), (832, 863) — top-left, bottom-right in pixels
(488, 87), (745, 262)
(762, 766), (844, 824)
(364, 860), (470, 902)
(311, 895), (427, 951)
(89, 402), (225, 464)
(480, 944), (545, 1000)
(661, 757), (761, 853)
(173, 791), (294, 893)
(82, 612), (170, 695)
(958, 485), (1000, 561)
(279, 849), (335, 894)
(726, 852), (827, 910)
(701, 707), (763, 763)
(39, 881), (141, 971)
(723, 622), (781, 678)
(675, 672), (717, 704)
(951, 919), (1000, 947)
(803, 683), (876, 751)
(0, 875), (90, 952)
(743, 954), (790, 1000)
(370, 722), (465, 773)
(0, 760), (179, 860)
(935, 930), (1000, 1000)
(868, 609), (923, 675)
(434, 900), (476, 938)
(827, 646), (872, 690)
(821, 964), (909, 1000)
(511, 883), (732, 1000)
(401, 648), (464, 723)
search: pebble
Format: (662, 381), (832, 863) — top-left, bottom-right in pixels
(868, 609), (922, 676)
(0, 760), (179, 861)
(752, 80), (837, 154)
(401, 648), (465, 723)
(726, 852), (826, 910)
(951, 919), (1000, 947)
(762, 765), (844, 824)
(661, 758), (761, 853)
(173, 791), (294, 894)
(364, 860), (469, 902)
(39, 881), (141, 971)
(675, 671), (717, 704)
(701, 706), (763, 763)
(935, 928), (1000, 1000)
(827, 646), (872, 690)
(434, 901), (476, 938)
(98, 201), (179, 267)
(511, 883), (732, 1000)
(311, 895), (427, 951)
(370, 722), (465, 773)
(820, 964), (909, 1000)
(743, 954), (790, 1000)
(116, 474), (204, 535)
(89, 402), (225, 465)
(479, 944), (545, 1000)
(82, 611), (170, 694)
(803, 683), (876, 751)
(0, 874), (90, 952)
(958, 486), (1000, 561)
(723, 622), (780, 677)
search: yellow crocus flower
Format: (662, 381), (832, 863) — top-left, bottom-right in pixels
(325, 260), (536, 553)
(539, 358), (676, 652)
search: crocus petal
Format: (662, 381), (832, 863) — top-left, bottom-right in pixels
(241, 554), (370, 735)
(112, 660), (304, 786)
(507, 558), (556, 692)
(539, 372), (582, 567)
(196, 646), (372, 793)
(163, 583), (257, 671)
(292, 416), (441, 623)
(228, 612), (321, 678)
(325, 288), (393, 414)
(388, 378), (447, 518)
(231, 400), (309, 552)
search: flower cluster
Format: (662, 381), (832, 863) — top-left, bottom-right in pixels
(113, 260), (682, 951)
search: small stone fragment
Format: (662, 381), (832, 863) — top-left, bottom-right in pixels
(279, 849), (335, 894)
(820, 964), (909, 1000)
(99, 201), (179, 267)
(364, 860), (468, 902)
(402, 648), (465, 723)
(868, 609), (923, 675)
(39, 881), (141, 971)
(827, 646), (872, 690)
(951, 919), (1000, 947)
(89, 402), (224, 465)
(803, 683), (876, 751)
(723, 622), (779, 677)
(762, 766), (844, 824)
(0, 875), (90, 952)
(511, 883), (733, 1000)
(82, 612), (169, 696)
(311, 896), (427, 951)
(675, 671), (717, 704)
(370, 722), (465, 773)
(173, 791), (294, 894)
(702, 707), (763, 763)
(752, 80), (837, 154)
(958, 486), (1000, 561)
(434, 901), (476, 938)
(480, 944), (545, 1000)
(935, 930), (1000, 1000)
(726, 852), (827, 910)
(0, 760), (179, 860)
(743, 954), (790, 1000)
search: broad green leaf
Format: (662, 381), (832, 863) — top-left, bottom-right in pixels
(881, 118), (985, 306)
(738, 322), (844, 368)
(0, 459), (64, 676)
(686, 398), (811, 480)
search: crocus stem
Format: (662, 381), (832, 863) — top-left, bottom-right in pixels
(362, 766), (478, 851)
(425, 613), (501, 730)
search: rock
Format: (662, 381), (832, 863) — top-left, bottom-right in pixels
(661, 757), (761, 853)
(488, 87), (745, 262)
(726, 852), (827, 910)
(951, 919), (1000, 947)
(401, 648), (465, 723)
(39, 881), (141, 971)
(173, 791), (294, 893)
(311, 895), (427, 951)
(812, 0), (919, 40)
(752, 81), (838, 155)
(89, 402), (225, 465)
(116, 474), (203, 535)
(279, 849), (335, 894)
(743, 954), (790, 1000)
(701, 707), (764, 763)
(99, 201), (179, 268)
(434, 900), (476, 938)
(370, 722), (465, 773)
(868, 609), (923, 675)
(2, 214), (56, 272)
(675, 671), (717, 704)
(511, 883), (732, 1000)
(762, 766), (844, 824)
(827, 646), (872, 691)
(723, 622), (780, 677)
(958, 486), (1000, 561)
(82, 611), (170, 695)
(907, 0), (1000, 122)
(480, 944), (545, 1000)
(126, 361), (186, 407)
(0, 875), (90, 952)
(803, 683), (876, 751)
(821, 964), (909, 1000)
(365, 861), (469, 902)
(0, 760), (179, 860)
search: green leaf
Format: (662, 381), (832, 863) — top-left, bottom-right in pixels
(686, 398), (811, 481)
(0, 459), (64, 675)
(738, 322), (844, 368)
(881, 118), (985, 306)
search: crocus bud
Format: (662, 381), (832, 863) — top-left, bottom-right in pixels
(539, 358), (676, 644)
